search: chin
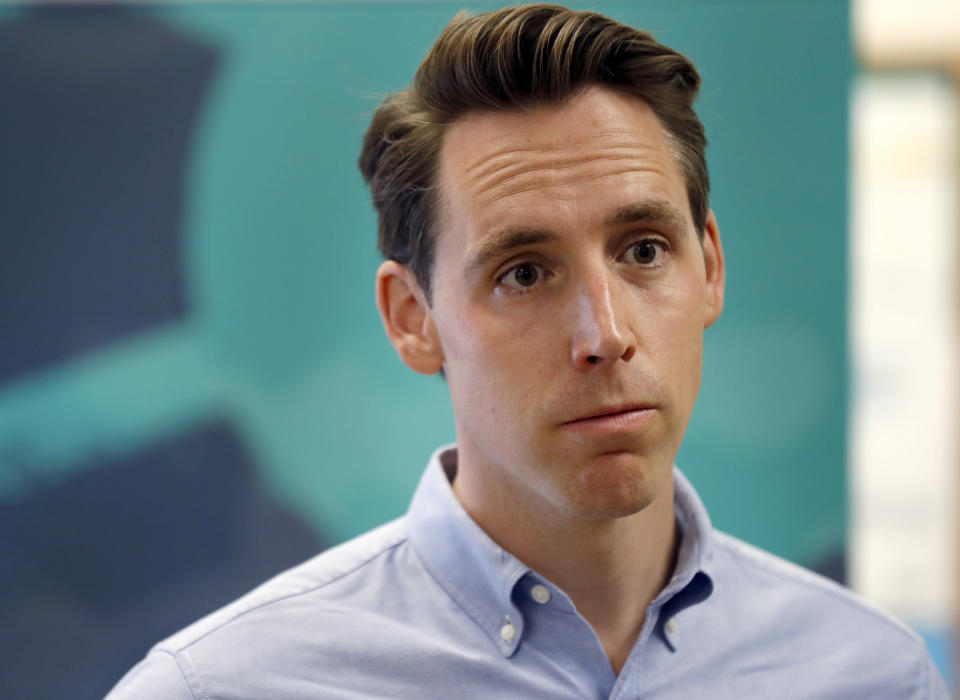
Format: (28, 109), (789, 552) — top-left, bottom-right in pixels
(564, 451), (668, 520)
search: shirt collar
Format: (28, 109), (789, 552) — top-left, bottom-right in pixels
(406, 445), (716, 656)
(651, 467), (717, 651)
(407, 445), (529, 657)
(668, 466), (716, 590)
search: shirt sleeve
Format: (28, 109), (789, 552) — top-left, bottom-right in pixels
(104, 650), (196, 700)
(924, 654), (952, 700)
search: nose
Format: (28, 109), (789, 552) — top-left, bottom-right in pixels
(569, 272), (637, 371)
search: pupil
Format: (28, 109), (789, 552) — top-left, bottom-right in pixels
(635, 242), (655, 263)
(515, 265), (537, 286)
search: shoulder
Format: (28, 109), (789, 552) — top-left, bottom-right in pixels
(711, 530), (918, 640)
(106, 517), (415, 699)
(701, 530), (948, 698)
(161, 516), (410, 651)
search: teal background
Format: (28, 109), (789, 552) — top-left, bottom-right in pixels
(0, 0), (849, 567)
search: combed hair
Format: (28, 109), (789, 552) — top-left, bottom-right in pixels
(359, 4), (708, 302)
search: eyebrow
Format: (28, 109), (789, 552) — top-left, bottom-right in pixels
(603, 199), (688, 232)
(466, 229), (559, 274)
(465, 199), (689, 274)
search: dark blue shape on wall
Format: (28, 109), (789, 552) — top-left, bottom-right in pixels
(0, 5), (216, 382)
(0, 419), (327, 700)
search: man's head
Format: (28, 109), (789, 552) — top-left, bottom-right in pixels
(364, 4), (724, 528)
(359, 3), (709, 303)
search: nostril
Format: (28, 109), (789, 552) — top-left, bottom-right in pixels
(587, 355), (600, 364)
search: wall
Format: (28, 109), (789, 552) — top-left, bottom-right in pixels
(0, 2), (849, 697)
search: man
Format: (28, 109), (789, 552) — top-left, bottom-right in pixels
(109, 5), (948, 698)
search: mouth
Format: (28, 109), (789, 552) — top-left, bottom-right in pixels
(560, 404), (657, 434)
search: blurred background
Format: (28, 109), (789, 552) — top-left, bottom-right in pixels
(0, 0), (953, 697)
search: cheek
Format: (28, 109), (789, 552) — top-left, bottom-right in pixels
(445, 303), (545, 368)
(641, 282), (705, 394)
(442, 305), (499, 367)
(442, 306), (552, 420)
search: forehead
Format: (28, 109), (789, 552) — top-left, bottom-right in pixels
(436, 87), (689, 241)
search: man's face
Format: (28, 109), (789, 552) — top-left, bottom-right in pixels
(425, 86), (724, 524)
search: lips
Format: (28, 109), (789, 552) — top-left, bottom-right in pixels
(563, 404), (655, 425)
(559, 404), (657, 435)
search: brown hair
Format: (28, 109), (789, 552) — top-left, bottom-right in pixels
(359, 3), (708, 302)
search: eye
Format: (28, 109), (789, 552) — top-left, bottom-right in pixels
(498, 262), (544, 290)
(623, 239), (667, 266)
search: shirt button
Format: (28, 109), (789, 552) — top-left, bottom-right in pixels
(666, 618), (678, 635)
(500, 623), (517, 642)
(530, 584), (551, 604)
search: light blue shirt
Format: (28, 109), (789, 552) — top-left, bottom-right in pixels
(108, 446), (949, 699)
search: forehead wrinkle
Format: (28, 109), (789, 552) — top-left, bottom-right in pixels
(460, 128), (645, 179)
(471, 161), (674, 213)
(470, 147), (658, 197)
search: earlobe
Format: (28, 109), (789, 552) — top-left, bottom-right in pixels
(701, 209), (726, 329)
(375, 261), (445, 375)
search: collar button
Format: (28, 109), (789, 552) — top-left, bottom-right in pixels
(530, 584), (551, 604)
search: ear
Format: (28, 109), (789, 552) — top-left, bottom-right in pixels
(701, 209), (725, 329)
(376, 261), (445, 375)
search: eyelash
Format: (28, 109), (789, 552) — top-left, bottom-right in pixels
(495, 237), (670, 294)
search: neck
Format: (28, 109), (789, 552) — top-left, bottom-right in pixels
(452, 453), (678, 676)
